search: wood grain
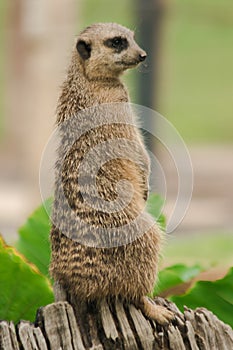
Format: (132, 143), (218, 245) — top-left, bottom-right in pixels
(0, 298), (233, 349)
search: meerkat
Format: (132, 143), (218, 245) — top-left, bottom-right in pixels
(50, 22), (173, 324)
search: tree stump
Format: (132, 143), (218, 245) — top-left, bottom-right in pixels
(0, 298), (233, 349)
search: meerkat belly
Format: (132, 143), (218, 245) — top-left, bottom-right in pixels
(58, 125), (148, 224)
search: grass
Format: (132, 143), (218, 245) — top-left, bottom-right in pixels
(163, 231), (233, 269)
(79, 0), (134, 30)
(158, 0), (233, 143)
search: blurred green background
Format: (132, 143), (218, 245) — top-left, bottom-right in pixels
(81, 0), (233, 143)
(1, 0), (233, 142)
(0, 0), (232, 274)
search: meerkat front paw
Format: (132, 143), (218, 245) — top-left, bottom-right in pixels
(137, 296), (174, 325)
(147, 304), (174, 325)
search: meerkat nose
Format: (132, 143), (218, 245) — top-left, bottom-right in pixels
(138, 53), (147, 62)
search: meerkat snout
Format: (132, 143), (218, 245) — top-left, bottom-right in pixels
(139, 53), (147, 62)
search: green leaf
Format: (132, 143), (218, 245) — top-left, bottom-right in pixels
(0, 236), (54, 323)
(171, 267), (233, 328)
(16, 198), (52, 277)
(147, 193), (166, 231)
(154, 264), (203, 296)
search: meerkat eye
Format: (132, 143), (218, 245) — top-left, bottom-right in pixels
(111, 37), (122, 48)
(104, 36), (129, 52)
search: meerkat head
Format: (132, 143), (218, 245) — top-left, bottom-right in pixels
(75, 23), (147, 81)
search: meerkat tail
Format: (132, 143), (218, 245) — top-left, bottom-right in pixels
(53, 281), (68, 301)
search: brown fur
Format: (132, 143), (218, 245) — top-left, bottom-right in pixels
(50, 23), (173, 324)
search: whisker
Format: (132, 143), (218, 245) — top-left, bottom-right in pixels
(137, 62), (151, 73)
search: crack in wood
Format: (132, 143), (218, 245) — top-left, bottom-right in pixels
(0, 299), (233, 349)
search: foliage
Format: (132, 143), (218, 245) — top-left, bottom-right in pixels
(0, 236), (53, 324)
(171, 267), (233, 328)
(16, 198), (52, 277)
(0, 195), (232, 328)
(155, 263), (203, 296)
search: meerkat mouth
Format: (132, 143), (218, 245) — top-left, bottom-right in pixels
(116, 60), (140, 68)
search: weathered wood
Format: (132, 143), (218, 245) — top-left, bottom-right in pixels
(100, 299), (118, 342)
(37, 302), (85, 350)
(0, 298), (233, 349)
(114, 300), (139, 349)
(17, 321), (48, 350)
(0, 321), (19, 350)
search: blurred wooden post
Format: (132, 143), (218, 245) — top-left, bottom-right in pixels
(136, 0), (166, 150)
(5, 0), (77, 198)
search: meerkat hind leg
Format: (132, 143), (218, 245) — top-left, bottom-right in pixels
(136, 296), (174, 325)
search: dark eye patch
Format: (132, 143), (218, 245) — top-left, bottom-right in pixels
(104, 36), (129, 53)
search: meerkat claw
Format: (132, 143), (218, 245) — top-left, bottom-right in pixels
(137, 296), (174, 325)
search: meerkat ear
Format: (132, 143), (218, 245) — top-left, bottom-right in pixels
(76, 40), (91, 60)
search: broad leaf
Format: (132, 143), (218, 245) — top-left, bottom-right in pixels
(155, 264), (202, 296)
(16, 198), (52, 277)
(171, 267), (233, 328)
(0, 236), (54, 323)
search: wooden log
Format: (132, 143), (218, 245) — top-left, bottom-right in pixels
(17, 321), (48, 350)
(0, 298), (233, 349)
(0, 321), (19, 350)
